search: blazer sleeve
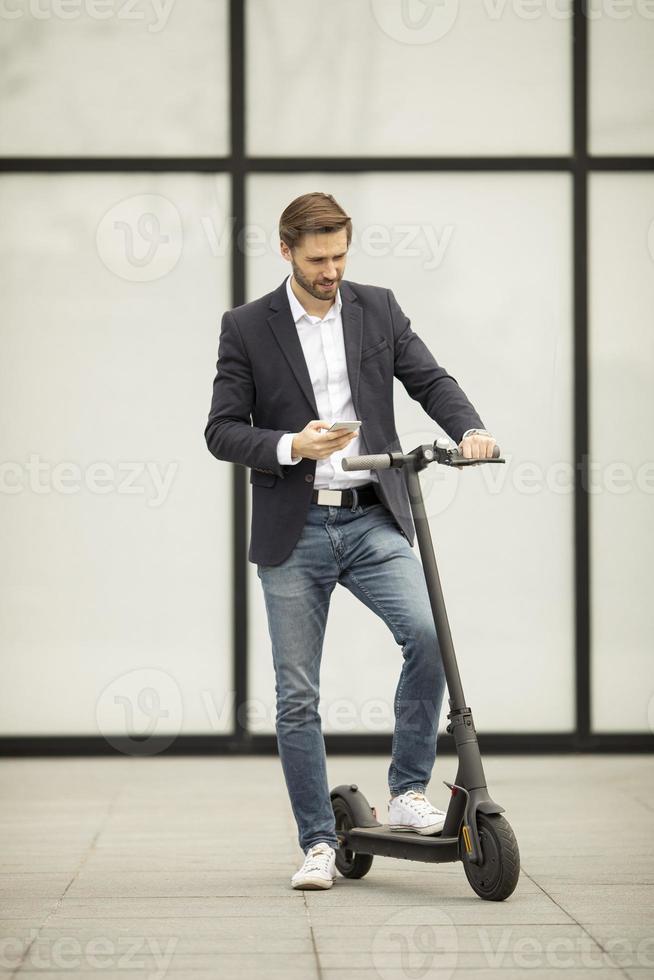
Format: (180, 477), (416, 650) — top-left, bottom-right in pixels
(204, 310), (291, 476)
(387, 289), (487, 445)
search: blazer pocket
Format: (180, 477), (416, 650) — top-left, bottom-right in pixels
(360, 336), (390, 362)
(249, 469), (277, 487)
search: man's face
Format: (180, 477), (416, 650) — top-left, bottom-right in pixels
(281, 229), (348, 302)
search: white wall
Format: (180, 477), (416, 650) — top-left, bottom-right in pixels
(590, 9), (654, 155)
(246, 0), (572, 156)
(0, 0), (229, 156)
(589, 174), (654, 733)
(0, 174), (234, 737)
(246, 173), (574, 734)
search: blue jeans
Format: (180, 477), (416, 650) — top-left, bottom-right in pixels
(256, 493), (447, 854)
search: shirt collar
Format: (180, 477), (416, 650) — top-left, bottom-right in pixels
(285, 275), (342, 324)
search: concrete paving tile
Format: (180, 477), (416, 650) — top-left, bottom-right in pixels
(308, 906), (574, 925)
(81, 854), (298, 872)
(565, 911), (654, 925)
(90, 843), (296, 854)
(0, 900), (59, 920)
(526, 872), (654, 885)
(317, 932), (621, 975)
(308, 904), (583, 932)
(14, 973), (317, 980)
(35, 914), (308, 936)
(320, 970), (625, 979)
(304, 885), (560, 911)
(538, 883), (654, 903)
(65, 869), (301, 898)
(33, 917), (311, 941)
(318, 951), (622, 969)
(0, 875), (72, 900)
(583, 920), (654, 948)
(39, 943), (328, 975)
(352, 868), (541, 895)
(12, 955), (320, 979)
(601, 946), (654, 974)
(521, 844), (654, 856)
(313, 924), (601, 957)
(0, 862), (85, 874)
(12, 942), (314, 965)
(55, 896), (304, 918)
(0, 921), (46, 938)
(319, 950), (632, 980)
(14, 936), (313, 959)
(0, 835), (80, 850)
(311, 921), (593, 952)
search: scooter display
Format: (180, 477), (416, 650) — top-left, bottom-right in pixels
(330, 438), (520, 901)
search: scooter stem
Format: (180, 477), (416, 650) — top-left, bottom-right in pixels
(405, 465), (466, 711)
(404, 454), (505, 850)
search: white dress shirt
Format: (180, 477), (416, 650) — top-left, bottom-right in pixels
(276, 275), (376, 489)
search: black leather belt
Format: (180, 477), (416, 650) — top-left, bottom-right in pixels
(311, 482), (379, 507)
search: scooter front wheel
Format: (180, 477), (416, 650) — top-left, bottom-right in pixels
(462, 812), (520, 901)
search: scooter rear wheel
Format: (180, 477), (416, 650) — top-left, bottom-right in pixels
(462, 812), (520, 901)
(332, 797), (374, 879)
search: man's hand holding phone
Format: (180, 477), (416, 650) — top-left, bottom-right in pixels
(291, 420), (361, 462)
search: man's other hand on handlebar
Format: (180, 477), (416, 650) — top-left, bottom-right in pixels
(458, 429), (497, 460)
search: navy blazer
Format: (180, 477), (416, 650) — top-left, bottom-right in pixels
(204, 277), (486, 566)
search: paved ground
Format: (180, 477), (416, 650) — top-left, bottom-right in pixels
(0, 754), (652, 979)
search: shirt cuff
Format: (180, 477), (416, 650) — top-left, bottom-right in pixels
(462, 428), (491, 440)
(277, 432), (302, 465)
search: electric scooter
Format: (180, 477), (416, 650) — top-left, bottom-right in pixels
(330, 438), (520, 902)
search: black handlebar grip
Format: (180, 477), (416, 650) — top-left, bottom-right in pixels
(341, 453), (392, 472)
(450, 443), (502, 463)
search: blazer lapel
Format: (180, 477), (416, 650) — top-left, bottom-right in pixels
(340, 280), (363, 416)
(267, 278), (363, 418)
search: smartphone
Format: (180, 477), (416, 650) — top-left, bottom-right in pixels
(328, 421), (362, 433)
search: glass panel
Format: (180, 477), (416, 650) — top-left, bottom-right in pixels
(590, 174), (654, 731)
(246, 172), (574, 733)
(589, 8), (654, 154)
(0, 174), (233, 736)
(0, 1), (228, 156)
(246, 0), (572, 156)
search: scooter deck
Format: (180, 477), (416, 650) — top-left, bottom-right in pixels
(340, 824), (461, 864)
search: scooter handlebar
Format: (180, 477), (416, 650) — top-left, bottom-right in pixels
(342, 453), (393, 472)
(448, 444), (502, 464)
(342, 444), (502, 471)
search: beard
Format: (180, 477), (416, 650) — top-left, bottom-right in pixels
(291, 263), (339, 301)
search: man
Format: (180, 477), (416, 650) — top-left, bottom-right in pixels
(205, 192), (496, 891)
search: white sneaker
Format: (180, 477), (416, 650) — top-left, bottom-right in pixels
(291, 842), (337, 890)
(388, 790), (446, 836)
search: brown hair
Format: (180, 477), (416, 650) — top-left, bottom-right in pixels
(279, 192), (352, 250)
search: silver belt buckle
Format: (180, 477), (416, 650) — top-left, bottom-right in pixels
(316, 488), (343, 506)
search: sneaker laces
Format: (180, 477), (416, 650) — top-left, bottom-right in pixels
(401, 790), (445, 818)
(302, 844), (333, 874)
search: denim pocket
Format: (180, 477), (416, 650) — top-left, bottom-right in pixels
(359, 501), (385, 515)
